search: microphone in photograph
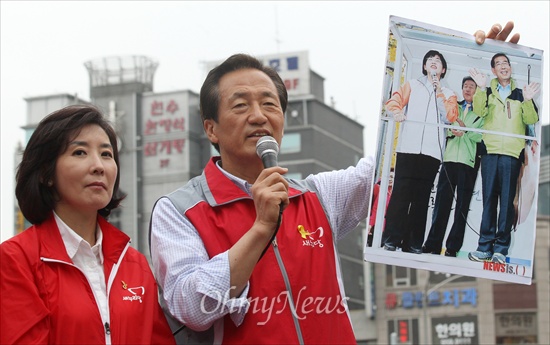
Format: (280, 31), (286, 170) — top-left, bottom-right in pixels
(256, 136), (279, 168)
(431, 70), (438, 91)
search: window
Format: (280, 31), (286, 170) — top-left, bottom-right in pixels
(25, 128), (35, 145)
(386, 265), (417, 287)
(280, 133), (301, 154)
(285, 172), (302, 180)
(495, 313), (537, 344)
(209, 145), (218, 157)
(428, 272), (475, 285)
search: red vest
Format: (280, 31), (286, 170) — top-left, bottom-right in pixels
(184, 158), (356, 344)
(0, 214), (175, 344)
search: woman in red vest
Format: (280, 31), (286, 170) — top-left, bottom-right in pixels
(1, 105), (175, 345)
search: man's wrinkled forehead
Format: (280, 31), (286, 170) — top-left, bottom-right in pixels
(491, 54), (510, 67)
(463, 80), (476, 89)
(494, 57), (510, 67)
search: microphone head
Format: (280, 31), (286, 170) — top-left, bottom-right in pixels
(431, 70), (437, 78)
(256, 136), (279, 159)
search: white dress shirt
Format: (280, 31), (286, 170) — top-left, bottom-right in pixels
(54, 212), (109, 331)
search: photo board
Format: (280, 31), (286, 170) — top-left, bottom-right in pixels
(364, 16), (544, 285)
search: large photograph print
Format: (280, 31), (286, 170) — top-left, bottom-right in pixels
(364, 16), (544, 284)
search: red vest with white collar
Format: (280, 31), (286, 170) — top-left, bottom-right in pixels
(176, 157), (356, 344)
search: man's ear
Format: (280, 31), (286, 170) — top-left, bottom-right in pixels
(203, 119), (219, 145)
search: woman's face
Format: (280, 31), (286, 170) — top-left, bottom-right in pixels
(53, 124), (117, 218)
(424, 55), (445, 78)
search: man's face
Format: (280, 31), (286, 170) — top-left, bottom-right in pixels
(204, 68), (284, 168)
(462, 80), (477, 103)
(424, 55), (445, 77)
(491, 56), (512, 83)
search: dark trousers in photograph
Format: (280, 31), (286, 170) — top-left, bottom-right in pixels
(423, 161), (479, 254)
(382, 153), (440, 251)
(477, 154), (521, 256)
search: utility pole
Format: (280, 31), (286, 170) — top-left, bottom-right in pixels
(423, 274), (463, 344)
(274, 5), (281, 52)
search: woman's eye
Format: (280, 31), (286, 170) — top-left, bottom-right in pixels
(73, 149), (86, 156)
(102, 151), (113, 158)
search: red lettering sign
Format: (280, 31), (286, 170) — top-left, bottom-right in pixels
(143, 117), (186, 135)
(151, 101), (163, 116)
(173, 118), (185, 131)
(284, 78), (299, 90)
(386, 293), (398, 309)
(166, 100), (179, 114)
(144, 142), (158, 156)
(173, 139), (185, 153)
(143, 140), (186, 157)
(144, 119), (158, 135)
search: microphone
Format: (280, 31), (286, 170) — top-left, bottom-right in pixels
(255, 135), (283, 262)
(431, 70), (438, 91)
(256, 136), (279, 168)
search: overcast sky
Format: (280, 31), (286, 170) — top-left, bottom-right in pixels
(1, 1), (549, 242)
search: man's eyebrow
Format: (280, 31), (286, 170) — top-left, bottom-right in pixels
(228, 91), (248, 102)
(261, 91), (278, 99)
(228, 90), (278, 102)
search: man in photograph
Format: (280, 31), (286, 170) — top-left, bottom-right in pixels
(468, 53), (540, 264)
(422, 76), (484, 257)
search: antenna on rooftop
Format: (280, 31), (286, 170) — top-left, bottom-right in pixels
(274, 5), (281, 52)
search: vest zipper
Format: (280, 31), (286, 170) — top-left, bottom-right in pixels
(271, 239), (305, 345)
(41, 257), (112, 344)
(40, 240), (131, 345)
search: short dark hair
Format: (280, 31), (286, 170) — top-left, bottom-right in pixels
(199, 53), (288, 152)
(491, 53), (510, 68)
(16, 104), (125, 224)
(462, 76), (477, 88)
(422, 50), (447, 79)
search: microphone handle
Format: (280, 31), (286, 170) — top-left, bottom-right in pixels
(261, 154), (278, 169)
(431, 73), (438, 92)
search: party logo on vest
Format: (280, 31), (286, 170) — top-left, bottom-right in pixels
(297, 224), (324, 248)
(121, 280), (145, 303)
